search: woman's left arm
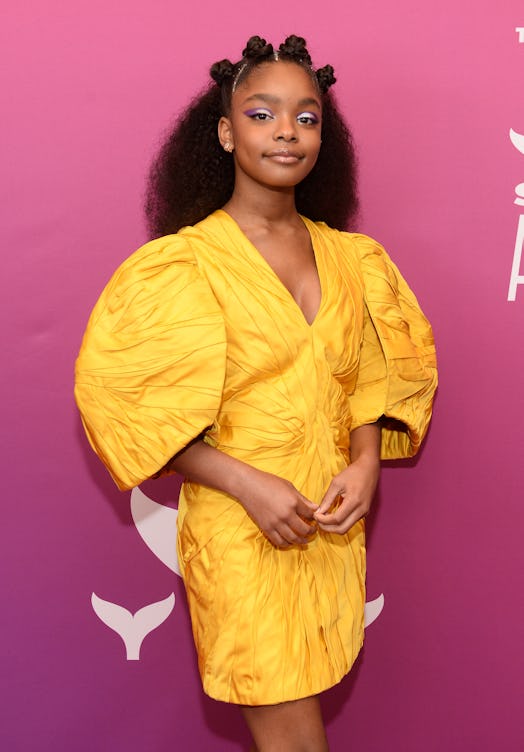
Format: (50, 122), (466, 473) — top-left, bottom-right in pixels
(314, 422), (381, 534)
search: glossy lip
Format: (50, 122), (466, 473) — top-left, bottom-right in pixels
(264, 149), (304, 163)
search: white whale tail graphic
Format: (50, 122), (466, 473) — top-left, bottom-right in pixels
(91, 592), (175, 660)
(510, 128), (524, 155)
(131, 487), (180, 575)
(364, 593), (385, 628)
(130, 488), (385, 627)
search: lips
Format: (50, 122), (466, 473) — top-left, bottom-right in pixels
(264, 149), (304, 163)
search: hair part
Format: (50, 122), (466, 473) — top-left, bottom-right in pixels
(145, 35), (358, 237)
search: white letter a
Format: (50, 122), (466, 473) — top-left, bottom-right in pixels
(508, 215), (524, 301)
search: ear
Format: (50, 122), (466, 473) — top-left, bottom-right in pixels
(218, 116), (234, 150)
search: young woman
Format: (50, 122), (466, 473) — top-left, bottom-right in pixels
(75, 35), (437, 751)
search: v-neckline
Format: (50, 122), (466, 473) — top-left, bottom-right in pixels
(215, 209), (325, 329)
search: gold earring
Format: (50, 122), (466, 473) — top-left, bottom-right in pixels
(224, 142), (233, 153)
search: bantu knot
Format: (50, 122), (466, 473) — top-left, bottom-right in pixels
(210, 59), (235, 85)
(316, 64), (336, 93)
(242, 36), (274, 60)
(278, 35), (312, 66)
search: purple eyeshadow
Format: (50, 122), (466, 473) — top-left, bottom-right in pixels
(244, 108), (270, 117)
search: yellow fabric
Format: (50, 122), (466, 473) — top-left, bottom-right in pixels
(75, 210), (437, 705)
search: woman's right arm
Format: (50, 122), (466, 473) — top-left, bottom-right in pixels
(166, 440), (318, 547)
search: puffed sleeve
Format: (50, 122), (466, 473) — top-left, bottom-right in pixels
(346, 234), (437, 459)
(74, 234), (227, 490)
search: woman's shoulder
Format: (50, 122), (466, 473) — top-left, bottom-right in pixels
(82, 223), (225, 335)
(302, 218), (390, 274)
(102, 231), (196, 293)
(305, 219), (385, 255)
(95, 219), (229, 309)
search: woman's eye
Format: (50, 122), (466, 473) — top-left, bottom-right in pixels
(297, 112), (319, 125)
(244, 108), (273, 121)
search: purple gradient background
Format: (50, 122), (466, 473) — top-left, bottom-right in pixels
(2, 2), (523, 750)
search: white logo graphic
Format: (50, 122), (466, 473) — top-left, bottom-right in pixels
(130, 486), (180, 575)
(91, 592), (175, 660)
(516, 27), (524, 43)
(364, 593), (385, 627)
(510, 128), (524, 155)
(508, 128), (524, 301)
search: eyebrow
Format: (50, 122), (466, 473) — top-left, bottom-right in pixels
(241, 93), (321, 109)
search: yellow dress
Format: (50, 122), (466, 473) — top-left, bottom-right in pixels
(75, 210), (437, 705)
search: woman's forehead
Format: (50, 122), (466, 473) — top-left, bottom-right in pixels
(233, 61), (320, 103)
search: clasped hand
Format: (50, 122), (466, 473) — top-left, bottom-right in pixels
(240, 456), (380, 547)
(239, 471), (318, 548)
(314, 455), (380, 535)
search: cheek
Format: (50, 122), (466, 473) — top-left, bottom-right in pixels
(308, 138), (322, 163)
(305, 126), (322, 149)
(233, 130), (262, 154)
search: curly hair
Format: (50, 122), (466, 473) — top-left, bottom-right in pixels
(145, 35), (359, 237)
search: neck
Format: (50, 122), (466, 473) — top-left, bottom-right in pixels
(222, 183), (300, 229)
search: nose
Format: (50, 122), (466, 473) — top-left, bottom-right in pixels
(274, 115), (297, 142)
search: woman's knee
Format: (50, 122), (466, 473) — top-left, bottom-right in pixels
(241, 696), (329, 752)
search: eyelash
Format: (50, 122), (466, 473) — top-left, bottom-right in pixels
(297, 113), (319, 125)
(246, 109), (273, 121)
(244, 109), (319, 125)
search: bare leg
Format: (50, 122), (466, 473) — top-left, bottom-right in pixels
(241, 695), (329, 752)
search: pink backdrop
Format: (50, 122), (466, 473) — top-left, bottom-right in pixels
(2, 2), (523, 750)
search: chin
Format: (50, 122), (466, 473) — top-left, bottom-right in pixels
(262, 165), (315, 188)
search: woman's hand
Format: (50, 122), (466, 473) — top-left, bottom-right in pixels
(313, 455), (380, 534)
(238, 469), (319, 548)
(314, 422), (381, 535)
(165, 439), (318, 548)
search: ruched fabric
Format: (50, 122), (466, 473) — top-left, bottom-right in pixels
(75, 210), (437, 705)
(75, 236), (227, 490)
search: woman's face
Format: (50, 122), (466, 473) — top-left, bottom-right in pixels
(219, 61), (322, 192)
